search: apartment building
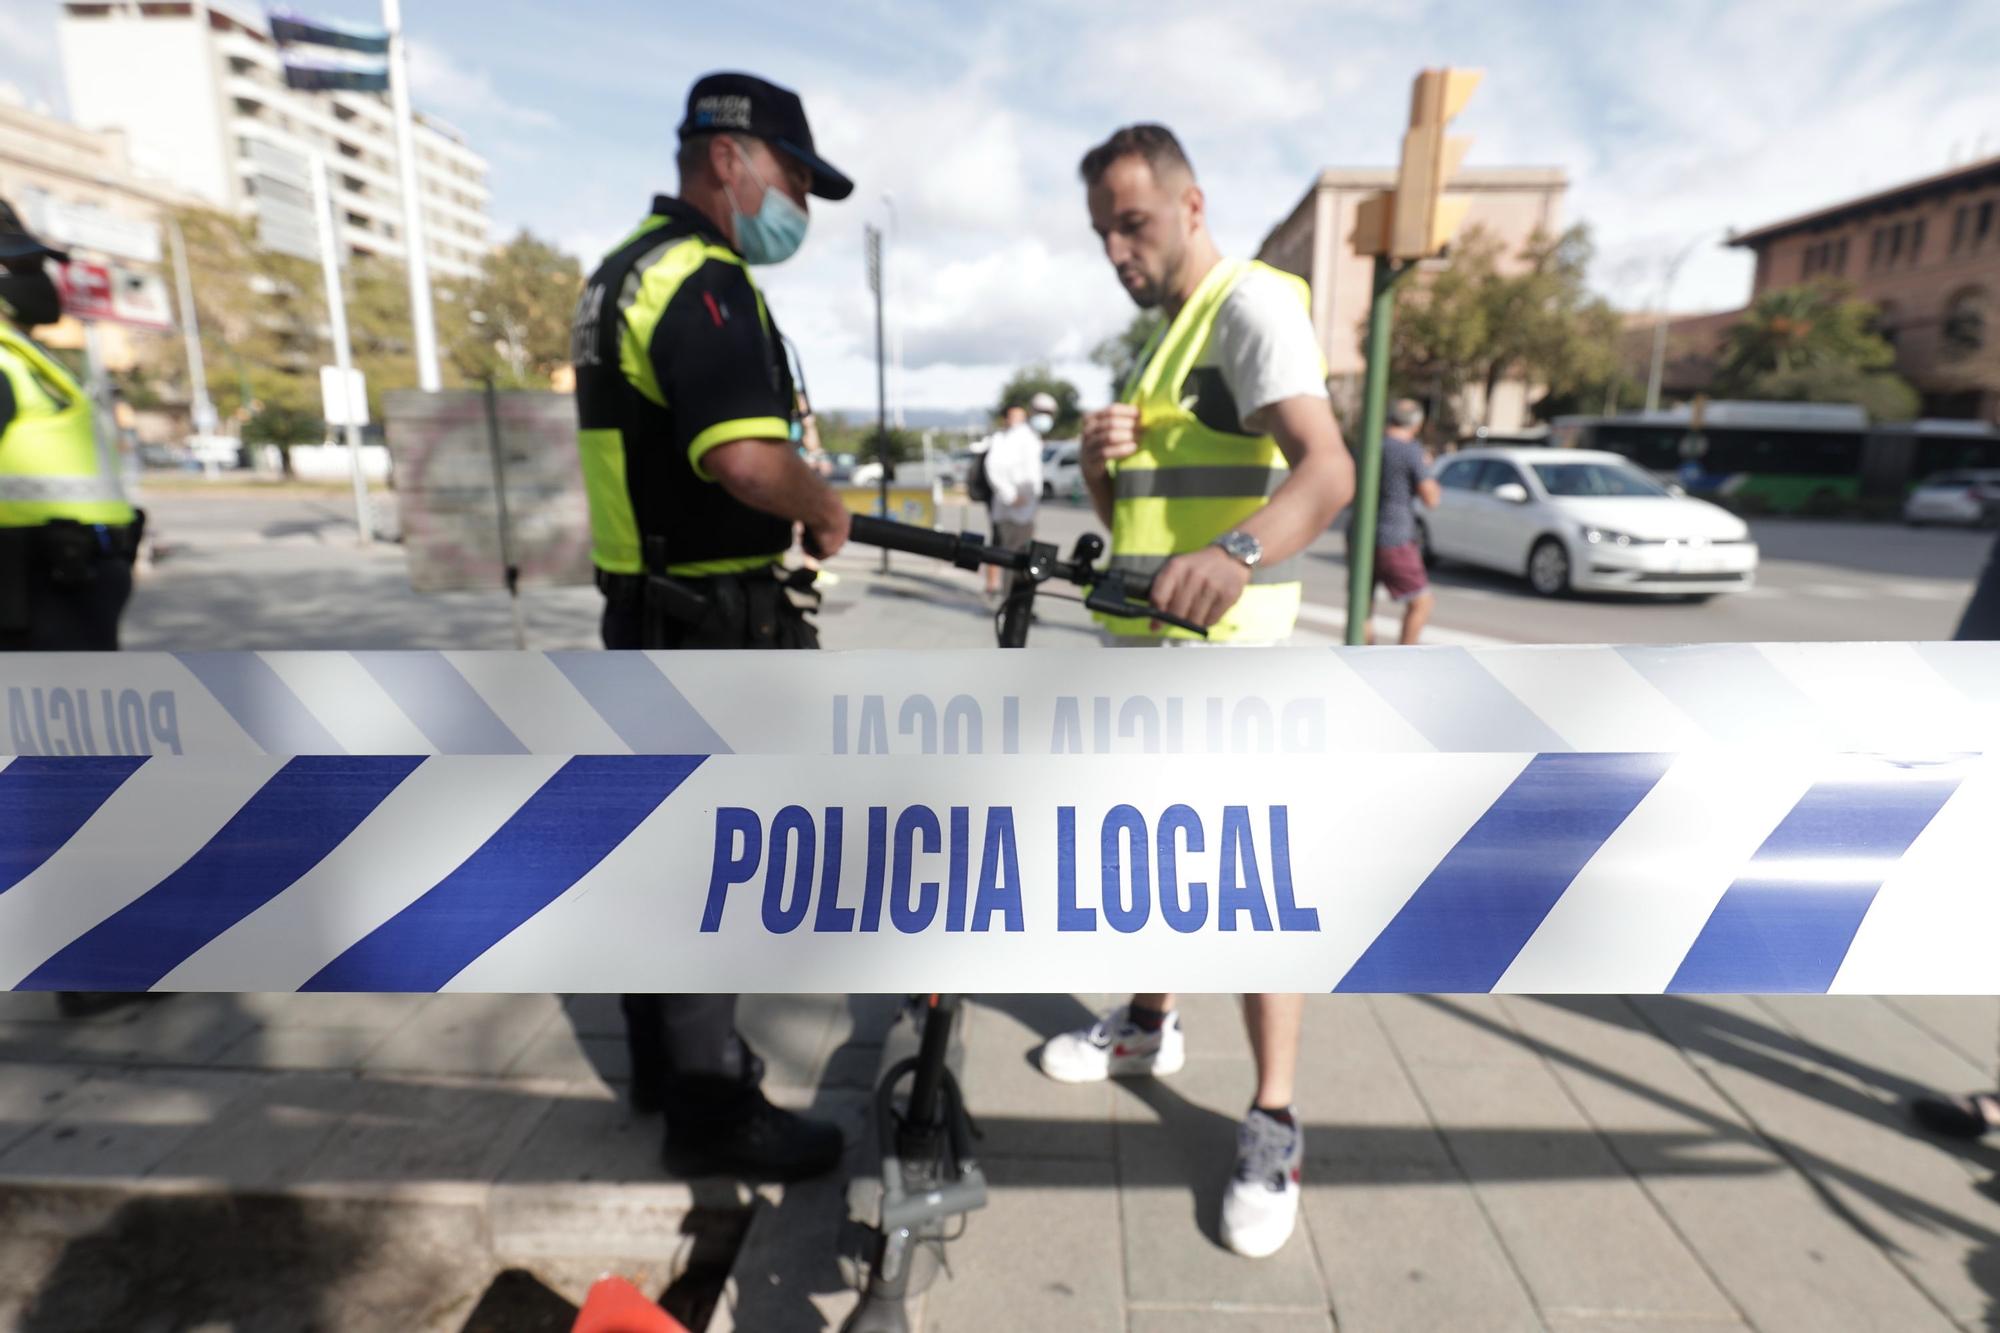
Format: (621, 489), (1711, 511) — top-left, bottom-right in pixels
(58, 0), (491, 281)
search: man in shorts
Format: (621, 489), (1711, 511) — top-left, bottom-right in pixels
(1369, 398), (1440, 645)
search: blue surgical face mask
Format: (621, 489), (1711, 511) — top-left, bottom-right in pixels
(1029, 412), (1055, 435)
(728, 141), (809, 266)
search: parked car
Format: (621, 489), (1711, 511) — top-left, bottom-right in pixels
(1417, 447), (1758, 598)
(1903, 470), (2000, 526)
(1042, 440), (1083, 500)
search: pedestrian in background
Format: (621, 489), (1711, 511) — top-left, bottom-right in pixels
(981, 397), (1045, 601)
(1367, 398), (1441, 645)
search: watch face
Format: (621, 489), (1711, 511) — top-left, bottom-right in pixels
(1220, 532), (1261, 565)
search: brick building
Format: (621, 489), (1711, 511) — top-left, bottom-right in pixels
(1726, 153), (2000, 422)
(1257, 166), (1567, 433)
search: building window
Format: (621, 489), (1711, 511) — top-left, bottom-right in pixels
(1834, 236), (1848, 273)
(1953, 206), (1970, 254)
(1869, 227), (1887, 269)
(1910, 218), (1926, 264)
(1978, 201), (1996, 247)
(1945, 286), (1988, 357)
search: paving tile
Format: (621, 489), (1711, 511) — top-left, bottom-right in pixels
(0, 1068), (255, 1179)
(498, 1086), (668, 1187)
(1753, 995), (1990, 1109)
(504, 1027), (627, 1089)
(738, 993), (840, 1091)
(1508, 997), (1956, 1333)
(359, 993), (562, 1078)
(1632, 995), (1987, 1329)
(1880, 996), (1998, 1075)
(0, 1064), (92, 1158)
(300, 1076), (557, 1186)
(1301, 1159), (1539, 1333)
(212, 1025), (391, 1073)
(1128, 1311), (1334, 1332)
(229, 992), (434, 1030)
(1403, 1054), (1735, 1321)
(919, 1156), (1124, 1333)
(1114, 1057), (1329, 1310)
(1369, 994), (1542, 1069)
(709, 1177), (864, 1333)
(959, 995), (1115, 1160)
(151, 1072), (369, 1190)
(0, 993), (261, 1067)
(1543, 1318), (1750, 1333)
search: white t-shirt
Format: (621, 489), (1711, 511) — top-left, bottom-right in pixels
(1198, 263), (1328, 424)
(983, 421), (1044, 524)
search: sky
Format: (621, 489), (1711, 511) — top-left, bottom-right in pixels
(6, 0), (2000, 412)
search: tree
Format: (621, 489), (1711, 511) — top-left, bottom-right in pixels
(442, 230), (584, 389)
(1713, 281), (1919, 420)
(1090, 311), (1162, 400)
(1389, 224), (1625, 438)
(993, 363), (1083, 437)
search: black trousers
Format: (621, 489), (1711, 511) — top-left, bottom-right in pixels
(0, 553), (132, 651)
(601, 572), (815, 1126)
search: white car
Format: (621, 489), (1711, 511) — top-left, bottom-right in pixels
(1418, 448), (1759, 598)
(1042, 440), (1083, 500)
(1903, 470), (2000, 526)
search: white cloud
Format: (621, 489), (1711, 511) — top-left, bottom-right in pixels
(406, 39), (558, 132)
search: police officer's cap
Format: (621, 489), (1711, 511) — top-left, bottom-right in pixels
(679, 72), (854, 202)
(0, 198), (67, 265)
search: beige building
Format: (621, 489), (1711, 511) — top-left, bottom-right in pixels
(1728, 153), (2000, 421)
(1257, 166), (1568, 433)
(0, 96), (192, 375)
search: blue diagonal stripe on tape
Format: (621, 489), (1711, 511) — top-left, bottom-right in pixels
(1666, 761), (1964, 994)
(1616, 644), (1820, 744)
(175, 652), (345, 754)
(547, 653), (732, 755)
(351, 652), (528, 755)
(1335, 753), (1671, 993)
(18, 756), (423, 991)
(0, 756), (147, 896)
(1340, 647), (1568, 752)
(303, 754), (704, 992)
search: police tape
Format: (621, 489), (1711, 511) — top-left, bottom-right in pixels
(2, 642), (1997, 757)
(0, 645), (1995, 997)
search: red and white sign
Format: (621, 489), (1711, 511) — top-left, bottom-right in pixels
(54, 261), (173, 332)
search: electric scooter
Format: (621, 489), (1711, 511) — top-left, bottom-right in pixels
(834, 513), (1203, 1333)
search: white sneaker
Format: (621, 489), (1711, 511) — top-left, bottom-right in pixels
(1037, 1005), (1186, 1084)
(1220, 1107), (1303, 1258)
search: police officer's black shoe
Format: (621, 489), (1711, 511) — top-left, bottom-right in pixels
(663, 1090), (844, 1183)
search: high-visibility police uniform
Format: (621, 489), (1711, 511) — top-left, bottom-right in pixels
(0, 321), (141, 652)
(562, 70), (853, 1181)
(572, 195), (814, 651)
(1099, 257), (1318, 643)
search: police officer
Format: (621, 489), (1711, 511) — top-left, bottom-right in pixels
(570, 74), (852, 1181)
(0, 199), (141, 654)
(0, 200), (146, 1020)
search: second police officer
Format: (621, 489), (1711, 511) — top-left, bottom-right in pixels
(570, 73), (854, 1181)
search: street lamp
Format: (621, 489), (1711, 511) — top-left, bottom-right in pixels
(1644, 230), (1722, 414)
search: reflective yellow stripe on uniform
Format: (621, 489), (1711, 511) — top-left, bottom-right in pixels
(1100, 258), (1315, 642)
(0, 326), (134, 529)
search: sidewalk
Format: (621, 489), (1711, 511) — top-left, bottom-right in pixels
(4, 491), (1999, 1331)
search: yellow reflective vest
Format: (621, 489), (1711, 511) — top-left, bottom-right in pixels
(0, 324), (134, 529)
(1100, 258), (1315, 642)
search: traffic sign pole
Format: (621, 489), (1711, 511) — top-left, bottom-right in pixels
(1345, 258), (1410, 645)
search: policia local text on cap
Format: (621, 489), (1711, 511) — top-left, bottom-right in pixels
(568, 72), (855, 1182)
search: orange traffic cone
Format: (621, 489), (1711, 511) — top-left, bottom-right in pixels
(571, 1275), (687, 1333)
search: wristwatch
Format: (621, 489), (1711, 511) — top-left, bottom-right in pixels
(1213, 530), (1263, 568)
